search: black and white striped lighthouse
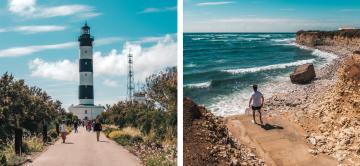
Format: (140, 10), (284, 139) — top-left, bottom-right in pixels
(69, 22), (104, 120)
(78, 22), (94, 105)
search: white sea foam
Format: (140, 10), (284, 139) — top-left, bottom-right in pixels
(294, 44), (338, 61)
(208, 92), (250, 116)
(192, 38), (207, 40)
(185, 63), (197, 67)
(208, 75), (296, 117)
(184, 81), (211, 88)
(259, 34), (271, 38)
(222, 59), (316, 74)
(238, 37), (265, 41)
(311, 49), (337, 60)
(271, 38), (296, 43)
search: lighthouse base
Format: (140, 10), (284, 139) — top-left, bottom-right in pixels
(68, 105), (104, 120)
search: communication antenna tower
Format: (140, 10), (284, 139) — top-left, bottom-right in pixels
(127, 49), (134, 102)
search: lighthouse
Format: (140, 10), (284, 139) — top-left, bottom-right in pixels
(69, 22), (104, 120)
(78, 22), (94, 105)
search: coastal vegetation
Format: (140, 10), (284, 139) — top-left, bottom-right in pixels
(0, 72), (75, 165)
(100, 67), (177, 166)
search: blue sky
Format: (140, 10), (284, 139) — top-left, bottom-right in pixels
(0, 0), (177, 109)
(184, 0), (360, 32)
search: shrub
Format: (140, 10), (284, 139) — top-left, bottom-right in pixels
(0, 142), (26, 166)
(130, 135), (143, 144)
(23, 136), (44, 153)
(48, 129), (58, 139)
(108, 130), (123, 139)
(114, 134), (132, 146)
(146, 153), (174, 166)
(108, 127), (141, 139)
(0, 154), (6, 165)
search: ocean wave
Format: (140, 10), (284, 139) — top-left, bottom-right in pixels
(272, 43), (297, 46)
(311, 49), (337, 60)
(192, 38), (208, 41)
(238, 37), (265, 41)
(294, 44), (337, 61)
(259, 34), (271, 38)
(185, 63), (197, 67)
(271, 38), (296, 43)
(184, 81), (211, 88)
(222, 59), (316, 74)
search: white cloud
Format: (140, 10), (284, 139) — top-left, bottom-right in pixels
(196, 1), (234, 6)
(95, 37), (123, 46)
(8, 0), (36, 16)
(102, 79), (119, 87)
(28, 34), (177, 82)
(0, 37), (122, 57)
(8, 0), (99, 18)
(13, 25), (67, 34)
(136, 34), (176, 43)
(29, 58), (78, 81)
(35, 5), (93, 18)
(0, 42), (75, 57)
(77, 12), (102, 19)
(138, 6), (177, 14)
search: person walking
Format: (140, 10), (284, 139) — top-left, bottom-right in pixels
(248, 84), (264, 125)
(74, 121), (78, 133)
(87, 120), (92, 132)
(59, 120), (67, 143)
(93, 119), (102, 142)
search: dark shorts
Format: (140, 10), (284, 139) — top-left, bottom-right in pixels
(252, 106), (262, 111)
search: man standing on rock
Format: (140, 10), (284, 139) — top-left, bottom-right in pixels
(248, 84), (264, 125)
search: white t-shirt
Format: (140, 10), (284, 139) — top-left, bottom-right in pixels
(251, 91), (263, 107)
(60, 124), (66, 133)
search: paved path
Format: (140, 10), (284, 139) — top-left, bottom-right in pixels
(27, 127), (142, 166)
(225, 113), (337, 166)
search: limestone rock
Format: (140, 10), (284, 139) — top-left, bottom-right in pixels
(290, 63), (316, 84)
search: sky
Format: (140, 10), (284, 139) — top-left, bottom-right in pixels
(0, 0), (177, 110)
(184, 0), (360, 32)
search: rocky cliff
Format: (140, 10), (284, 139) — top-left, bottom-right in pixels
(296, 29), (360, 48)
(183, 98), (263, 166)
(299, 54), (360, 164)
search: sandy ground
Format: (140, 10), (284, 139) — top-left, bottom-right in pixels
(225, 113), (337, 166)
(26, 127), (142, 166)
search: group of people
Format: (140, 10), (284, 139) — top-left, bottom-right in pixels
(57, 118), (103, 143)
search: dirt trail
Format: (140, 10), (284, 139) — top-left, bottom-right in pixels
(225, 113), (337, 166)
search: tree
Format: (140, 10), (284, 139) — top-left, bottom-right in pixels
(0, 73), (65, 141)
(101, 68), (178, 141)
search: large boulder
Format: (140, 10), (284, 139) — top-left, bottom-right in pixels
(290, 63), (316, 84)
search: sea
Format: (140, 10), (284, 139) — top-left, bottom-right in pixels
(183, 33), (337, 117)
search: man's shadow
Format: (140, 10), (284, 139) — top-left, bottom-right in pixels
(260, 123), (284, 130)
(63, 142), (74, 144)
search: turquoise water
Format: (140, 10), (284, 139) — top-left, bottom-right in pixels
(183, 33), (335, 116)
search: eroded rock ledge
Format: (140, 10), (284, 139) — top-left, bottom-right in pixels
(183, 98), (264, 166)
(296, 29), (360, 48)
